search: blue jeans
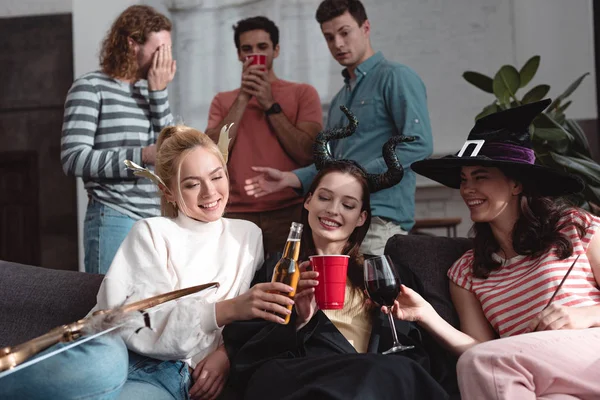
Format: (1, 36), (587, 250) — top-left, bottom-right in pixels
(0, 335), (192, 400)
(0, 335), (128, 399)
(84, 199), (136, 274)
(121, 352), (191, 399)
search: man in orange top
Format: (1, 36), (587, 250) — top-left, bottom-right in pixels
(206, 16), (323, 256)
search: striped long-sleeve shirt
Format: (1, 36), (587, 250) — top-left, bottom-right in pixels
(61, 71), (173, 219)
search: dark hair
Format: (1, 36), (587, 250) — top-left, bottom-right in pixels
(100, 5), (171, 80)
(315, 0), (368, 26)
(233, 16), (279, 51)
(471, 168), (586, 279)
(301, 161), (372, 302)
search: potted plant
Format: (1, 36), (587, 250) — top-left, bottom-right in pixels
(463, 55), (600, 214)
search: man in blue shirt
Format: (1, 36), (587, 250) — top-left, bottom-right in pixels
(244, 0), (433, 255)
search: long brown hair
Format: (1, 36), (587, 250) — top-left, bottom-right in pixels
(100, 5), (171, 80)
(155, 126), (227, 218)
(471, 168), (586, 278)
(300, 161), (372, 300)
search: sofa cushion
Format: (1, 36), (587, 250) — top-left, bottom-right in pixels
(385, 234), (473, 329)
(0, 261), (103, 348)
(385, 234), (472, 399)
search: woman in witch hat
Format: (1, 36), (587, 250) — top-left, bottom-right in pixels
(384, 99), (600, 399)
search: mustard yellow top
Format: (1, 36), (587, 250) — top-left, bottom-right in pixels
(322, 281), (373, 353)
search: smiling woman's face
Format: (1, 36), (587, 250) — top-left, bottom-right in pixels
(304, 171), (367, 248)
(168, 146), (229, 222)
(460, 165), (522, 224)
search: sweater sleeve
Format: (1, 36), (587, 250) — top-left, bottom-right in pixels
(94, 220), (220, 361)
(60, 77), (143, 179)
(148, 88), (174, 135)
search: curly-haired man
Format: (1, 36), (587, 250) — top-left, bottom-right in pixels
(61, 5), (176, 274)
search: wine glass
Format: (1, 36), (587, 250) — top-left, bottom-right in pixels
(364, 255), (415, 354)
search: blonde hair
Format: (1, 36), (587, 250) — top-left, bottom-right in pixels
(155, 125), (228, 218)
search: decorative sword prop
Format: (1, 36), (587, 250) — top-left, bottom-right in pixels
(0, 282), (219, 375)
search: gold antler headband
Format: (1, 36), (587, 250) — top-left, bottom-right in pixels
(217, 123), (234, 163)
(124, 160), (166, 187)
(124, 124), (234, 188)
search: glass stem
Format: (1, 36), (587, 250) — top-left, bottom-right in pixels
(387, 312), (401, 346)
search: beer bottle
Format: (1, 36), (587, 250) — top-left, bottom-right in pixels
(271, 222), (303, 324)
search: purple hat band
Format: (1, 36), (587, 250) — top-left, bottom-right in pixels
(459, 141), (536, 164)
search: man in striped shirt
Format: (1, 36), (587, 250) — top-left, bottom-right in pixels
(61, 5), (176, 274)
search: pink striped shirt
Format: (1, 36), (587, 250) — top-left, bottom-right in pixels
(448, 209), (600, 337)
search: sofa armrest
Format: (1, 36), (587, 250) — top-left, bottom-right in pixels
(0, 261), (103, 347)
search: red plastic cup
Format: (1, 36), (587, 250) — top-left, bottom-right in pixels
(309, 255), (350, 310)
(246, 53), (266, 68)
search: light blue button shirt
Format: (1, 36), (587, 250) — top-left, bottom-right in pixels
(294, 52), (433, 231)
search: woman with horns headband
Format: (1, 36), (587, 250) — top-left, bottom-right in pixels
(221, 107), (449, 400)
(384, 99), (600, 399)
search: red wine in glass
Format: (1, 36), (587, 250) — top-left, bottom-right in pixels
(366, 280), (400, 308)
(364, 255), (415, 354)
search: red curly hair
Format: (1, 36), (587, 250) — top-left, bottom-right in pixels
(100, 5), (172, 80)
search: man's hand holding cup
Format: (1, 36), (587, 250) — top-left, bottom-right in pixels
(241, 54), (274, 110)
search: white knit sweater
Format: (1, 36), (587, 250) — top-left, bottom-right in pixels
(89, 213), (264, 366)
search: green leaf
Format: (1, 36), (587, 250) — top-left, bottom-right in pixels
(553, 112), (566, 126)
(573, 150), (596, 163)
(557, 100), (572, 114)
(533, 127), (570, 142)
(533, 112), (569, 131)
(549, 73), (589, 110)
(564, 119), (592, 157)
(548, 152), (600, 186)
(475, 103), (499, 120)
(522, 84), (550, 104)
(532, 128), (571, 153)
(519, 55), (540, 88)
(493, 65), (521, 105)
(463, 71), (494, 93)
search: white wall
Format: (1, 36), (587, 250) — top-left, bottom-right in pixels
(0, 0), (71, 17)
(513, 0), (597, 120)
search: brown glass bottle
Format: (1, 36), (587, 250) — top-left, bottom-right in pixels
(271, 222), (303, 324)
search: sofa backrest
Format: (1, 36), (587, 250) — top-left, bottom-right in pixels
(385, 234), (473, 328)
(0, 261), (103, 348)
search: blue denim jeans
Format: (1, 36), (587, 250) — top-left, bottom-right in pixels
(84, 199), (136, 274)
(0, 335), (128, 399)
(0, 335), (192, 400)
(121, 352), (191, 399)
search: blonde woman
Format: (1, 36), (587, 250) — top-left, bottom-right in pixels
(2, 126), (293, 400)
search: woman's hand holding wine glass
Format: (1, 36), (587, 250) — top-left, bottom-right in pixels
(381, 284), (434, 323)
(364, 255), (415, 354)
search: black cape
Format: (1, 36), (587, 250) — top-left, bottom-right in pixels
(222, 257), (452, 400)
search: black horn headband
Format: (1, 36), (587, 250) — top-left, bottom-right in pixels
(313, 105), (415, 193)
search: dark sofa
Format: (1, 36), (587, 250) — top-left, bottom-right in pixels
(0, 234), (472, 395)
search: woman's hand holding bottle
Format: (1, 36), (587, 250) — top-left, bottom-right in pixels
(295, 261), (320, 330)
(216, 282), (294, 325)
